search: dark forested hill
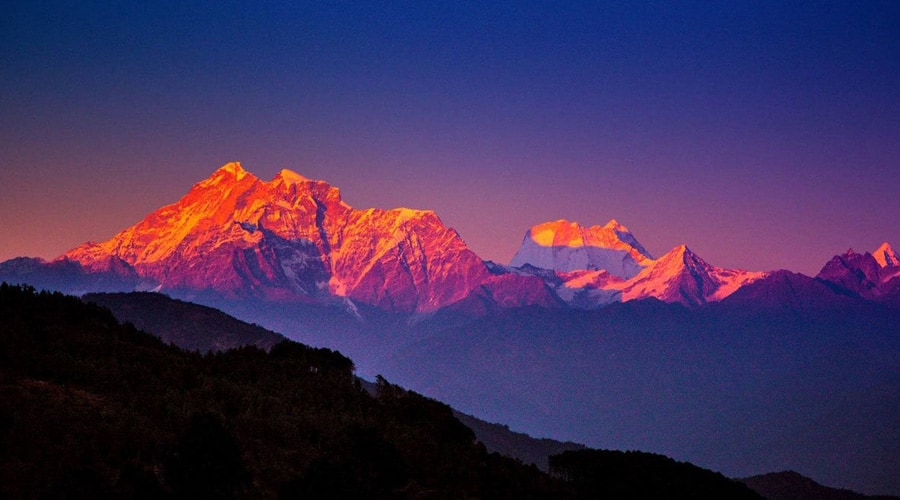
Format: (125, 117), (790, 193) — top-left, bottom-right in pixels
(550, 449), (761, 500)
(0, 283), (766, 498)
(0, 284), (562, 498)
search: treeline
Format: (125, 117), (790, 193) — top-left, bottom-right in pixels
(0, 284), (760, 498)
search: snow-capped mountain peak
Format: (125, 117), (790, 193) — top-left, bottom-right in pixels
(210, 161), (252, 182)
(612, 244), (765, 305)
(509, 218), (653, 278)
(874, 242), (899, 268)
(508, 219), (765, 307)
(668, 243), (691, 258)
(9, 164), (784, 313)
(273, 168), (311, 186)
(61, 163), (544, 312)
(602, 218), (625, 230)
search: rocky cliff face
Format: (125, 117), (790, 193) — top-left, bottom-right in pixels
(62, 163), (540, 312)
(815, 245), (900, 304)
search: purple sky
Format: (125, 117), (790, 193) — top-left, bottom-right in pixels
(2, 1), (899, 275)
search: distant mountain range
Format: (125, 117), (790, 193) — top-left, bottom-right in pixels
(3, 163), (897, 314)
(2, 163), (898, 496)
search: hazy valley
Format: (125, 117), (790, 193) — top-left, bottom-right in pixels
(2, 164), (898, 497)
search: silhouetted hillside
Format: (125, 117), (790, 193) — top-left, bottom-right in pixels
(83, 292), (284, 352)
(0, 283), (561, 498)
(0, 283), (769, 498)
(84, 293), (583, 474)
(551, 449), (761, 499)
(740, 471), (900, 500)
(453, 411), (585, 471)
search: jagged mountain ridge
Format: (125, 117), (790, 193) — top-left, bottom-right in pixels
(816, 246), (900, 306)
(2, 162), (896, 313)
(509, 220), (767, 307)
(62, 163), (555, 313)
(48, 163), (765, 311)
(614, 244), (766, 305)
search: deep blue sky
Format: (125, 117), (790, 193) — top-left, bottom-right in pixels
(2, 1), (899, 274)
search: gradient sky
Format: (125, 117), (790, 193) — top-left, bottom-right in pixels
(2, 1), (899, 275)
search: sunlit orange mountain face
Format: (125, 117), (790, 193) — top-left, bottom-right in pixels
(61, 163), (555, 313)
(4, 162), (898, 317)
(31, 162), (776, 314)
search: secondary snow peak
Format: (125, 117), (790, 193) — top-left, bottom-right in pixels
(272, 169), (311, 185)
(874, 242), (899, 268)
(602, 219), (627, 232)
(510, 218), (653, 278)
(611, 244), (766, 305)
